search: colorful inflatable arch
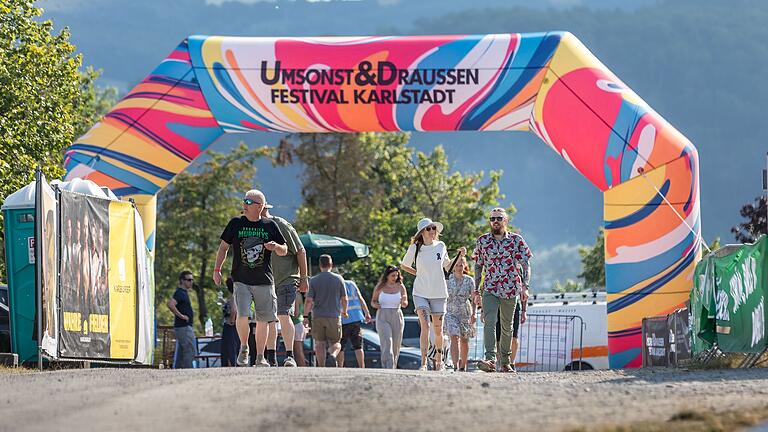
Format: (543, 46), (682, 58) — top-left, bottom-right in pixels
(64, 32), (702, 368)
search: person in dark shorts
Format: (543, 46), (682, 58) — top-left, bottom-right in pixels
(221, 277), (240, 367)
(336, 279), (372, 367)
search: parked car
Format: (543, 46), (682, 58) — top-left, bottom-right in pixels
(363, 315), (451, 368)
(362, 315), (421, 348)
(305, 329), (422, 369)
(0, 285), (10, 353)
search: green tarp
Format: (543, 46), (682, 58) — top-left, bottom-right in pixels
(691, 235), (767, 354)
(299, 232), (369, 266)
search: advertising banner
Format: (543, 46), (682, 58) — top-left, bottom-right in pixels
(107, 201), (136, 359)
(691, 236), (767, 353)
(691, 258), (716, 354)
(59, 191), (137, 359)
(134, 208), (154, 364)
(667, 308), (691, 364)
(35, 174), (59, 357)
(641, 316), (669, 367)
(713, 237), (766, 353)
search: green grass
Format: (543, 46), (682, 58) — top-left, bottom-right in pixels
(0, 364), (31, 374)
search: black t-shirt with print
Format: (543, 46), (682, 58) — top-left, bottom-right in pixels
(220, 216), (286, 286)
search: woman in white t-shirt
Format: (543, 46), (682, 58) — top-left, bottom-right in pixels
(400, 217), (465, 371)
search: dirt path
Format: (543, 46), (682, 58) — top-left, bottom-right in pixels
(1, 367), (767, 432)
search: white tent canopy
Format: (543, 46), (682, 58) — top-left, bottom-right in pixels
(2, 179), (119, 211)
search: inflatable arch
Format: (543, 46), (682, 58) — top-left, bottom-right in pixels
(64, 32), (702, 368)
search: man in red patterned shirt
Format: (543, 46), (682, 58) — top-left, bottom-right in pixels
(472, 207), (532, 373)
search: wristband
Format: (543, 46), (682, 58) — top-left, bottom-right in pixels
(214, 268), (221, 272)
(303, 315), (311, 319)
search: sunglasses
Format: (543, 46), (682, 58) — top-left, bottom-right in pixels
(184, 278), (194, 282)
(243, 198), (261, 206)
(424, 226), (437, 231)
(489, 216), (504, 222)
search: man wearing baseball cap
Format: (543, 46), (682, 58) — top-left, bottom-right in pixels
(472, 207), (532, 373)
(213, 189), (288, 367)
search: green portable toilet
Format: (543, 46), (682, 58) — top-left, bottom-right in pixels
(1, 181), (38, 364)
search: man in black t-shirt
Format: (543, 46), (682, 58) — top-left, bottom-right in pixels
(167, 271), (196, 368)
(213, 190), (288, 367)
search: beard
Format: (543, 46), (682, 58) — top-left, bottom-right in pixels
(491, 226), (505, 236)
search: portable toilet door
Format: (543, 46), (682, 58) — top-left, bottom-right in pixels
(1, 181), (39, 364)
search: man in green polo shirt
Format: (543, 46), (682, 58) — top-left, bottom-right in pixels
(261, 205), (309, 367)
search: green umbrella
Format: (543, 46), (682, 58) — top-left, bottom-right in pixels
(299, 231), (369, 267)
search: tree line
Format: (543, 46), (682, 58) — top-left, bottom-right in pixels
(0, 0), (116, 282)
(154, 133), (510, 329)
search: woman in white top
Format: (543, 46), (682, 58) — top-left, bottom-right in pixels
(400, 217), (465, 371)
(371, 265), (408, 369)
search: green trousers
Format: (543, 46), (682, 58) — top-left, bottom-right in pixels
(482, 291), (517, 365)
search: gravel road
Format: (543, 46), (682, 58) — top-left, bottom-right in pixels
(1, 367), (767, 432)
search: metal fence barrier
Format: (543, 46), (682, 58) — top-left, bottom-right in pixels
(517, 314), (584, 372)
(469, 313), (585, 372)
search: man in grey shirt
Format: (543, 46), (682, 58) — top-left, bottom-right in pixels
(304, 254), (348, 367)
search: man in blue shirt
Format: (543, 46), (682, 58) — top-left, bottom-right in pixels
(167, 271), (196, 368)
(336, 279), (372, 367)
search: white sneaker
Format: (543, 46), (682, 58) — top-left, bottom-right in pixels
(236, 347), (249, 367)
(283, 356), (297, 367)
(418, 364), (428, 371)
(253, 355), (270, 368)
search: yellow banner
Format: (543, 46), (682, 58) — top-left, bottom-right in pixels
(108, 201), (137, 359)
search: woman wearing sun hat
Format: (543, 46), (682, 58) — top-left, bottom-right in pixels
(400, 217), (465, 371)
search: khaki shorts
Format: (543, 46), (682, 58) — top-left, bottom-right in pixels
(234, 282), (278, 323)
(312, 317), (342, 344)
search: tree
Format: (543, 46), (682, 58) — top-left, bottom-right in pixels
(154, 143), (271, 330)
(281, 133), (510, 303)
(702, 237), (721, 258)
(287, 133), (413, 240)
(0, 1), (115, 282)
(553, 279), (582, 293)
(578, 228), (605, 290)
(731, 196), (767, 243)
